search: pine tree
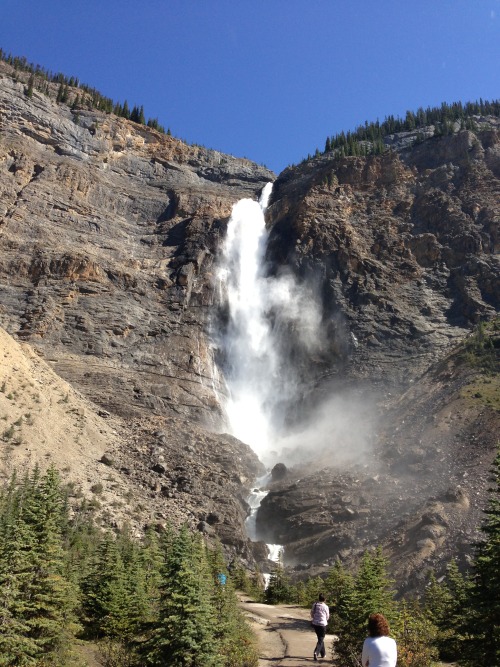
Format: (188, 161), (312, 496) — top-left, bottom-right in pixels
(393, 599), (438, 667)
(354, 548), (396, 620)
(265, 550), (292, 604)
(130, 105), (140, 123)
(23, 467), (81, 662)
(136, 527), (163, 625)
(207, 544), (258, 667)
(335, 548), (396, 667)
(143, 525), (222, 666)
(333, 567), (359, 667)
(0, 475), (39, 664)
(0, 468), (80, 665)
(463, 448), (500, 665)
(81, 533), (132, 639)
(25, 74), (34, 98)
(324, 559), (352, 628)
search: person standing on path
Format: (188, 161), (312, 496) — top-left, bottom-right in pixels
(361, 613), (397, 667)
(310, 593), (329, 660)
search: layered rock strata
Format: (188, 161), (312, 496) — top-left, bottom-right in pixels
(0, 60), (499, 590)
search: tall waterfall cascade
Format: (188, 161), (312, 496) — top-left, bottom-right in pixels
(216, 182), (323, 561)
(215, 183), (373, 560)
(217, 182), (324, 464)
(217, 183), (275, 460)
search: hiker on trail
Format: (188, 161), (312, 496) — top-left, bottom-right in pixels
(310, 593), (329, 661)
(361, 613), (397, 667)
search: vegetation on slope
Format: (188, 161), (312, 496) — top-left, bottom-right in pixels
(0, 467), (258, 666)
(0, 48), (169, 134)
(2, 48), (499, 169)
(459, 318), (500, 412)
(321, 98), (500, 158)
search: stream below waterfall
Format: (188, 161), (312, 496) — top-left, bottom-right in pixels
(244, 475), (282, 565)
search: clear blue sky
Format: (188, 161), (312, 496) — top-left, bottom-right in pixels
(2, 1), (499, 174)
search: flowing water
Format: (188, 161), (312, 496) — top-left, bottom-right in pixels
(217, 182), (276, 461)
(217, 183), (338, 564)
(216, 183), (375, 570)
(217, 183), (282, 559)
(217, 181), (325, 467)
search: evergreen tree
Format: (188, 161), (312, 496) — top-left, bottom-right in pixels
(265, 551), (292, 604)
(207, 544), (258, 667)
(137, 527), (163, 624)
(0, 475), (39, 664)
(354, 548), (396, 620)
(143, 525), (221, 666)
(81, 533), (133, 639)
(23, 467), (80, 662)
(25, 74), (34, 98)
(0, 468), (80, 665)
(463, 448), (500, 665)
(56, 83), (64, 104)
(335, 548), (396, 667)
(130, 105), (140, 123)
(392, 599), (438, 667)
(324, 559), (352, 629)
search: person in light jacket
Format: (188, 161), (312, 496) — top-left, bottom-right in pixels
(310, 593), (329, 660)
(361, 613), (397, 667)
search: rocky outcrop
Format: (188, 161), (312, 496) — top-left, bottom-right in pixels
(266, 124), (499, 394)
(0, 64), (273, 565)
(0, 324), (264, 563)
(255, 122), (499, 588)
(256, 333), (499, 591)
(0, 66), (274, 427)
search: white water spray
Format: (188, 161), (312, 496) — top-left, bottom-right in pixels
(216, 184), (375, 564)
(245, 474), (282, 564)
(217, 183), (276, 459)
(217, 183), (325, 463)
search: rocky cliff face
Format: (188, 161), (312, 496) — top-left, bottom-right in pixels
(257, 118), (499, 589)
(0, 62), (498, 591)
(266, 124), (499, 392)
(0, 65), (273, 424)
(0, 63), (271, 564)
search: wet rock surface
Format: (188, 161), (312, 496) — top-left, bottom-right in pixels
(255, 348), (499, 591)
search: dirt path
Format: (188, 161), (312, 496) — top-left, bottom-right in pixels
(239, 595), (336, 666)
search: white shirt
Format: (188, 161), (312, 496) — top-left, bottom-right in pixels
(361, 635), (397, 667)
(310, 601), (329, 626)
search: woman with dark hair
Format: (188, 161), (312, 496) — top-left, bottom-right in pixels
(310, 593), (329, 661)
(361, 613), (397, 667)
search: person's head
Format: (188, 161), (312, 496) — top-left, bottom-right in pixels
(318, 593), (325, 602)
(367, 613), (390, 637)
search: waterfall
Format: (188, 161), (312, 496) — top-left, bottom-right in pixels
(217, 182), (324, 465)
(215, 182), (375, 566)
(216, 183), (284, 561)
(217, 182), (276, 460)
(245, 473), (282, 565)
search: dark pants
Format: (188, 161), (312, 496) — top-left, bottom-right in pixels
(312, 624), (326, 657)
